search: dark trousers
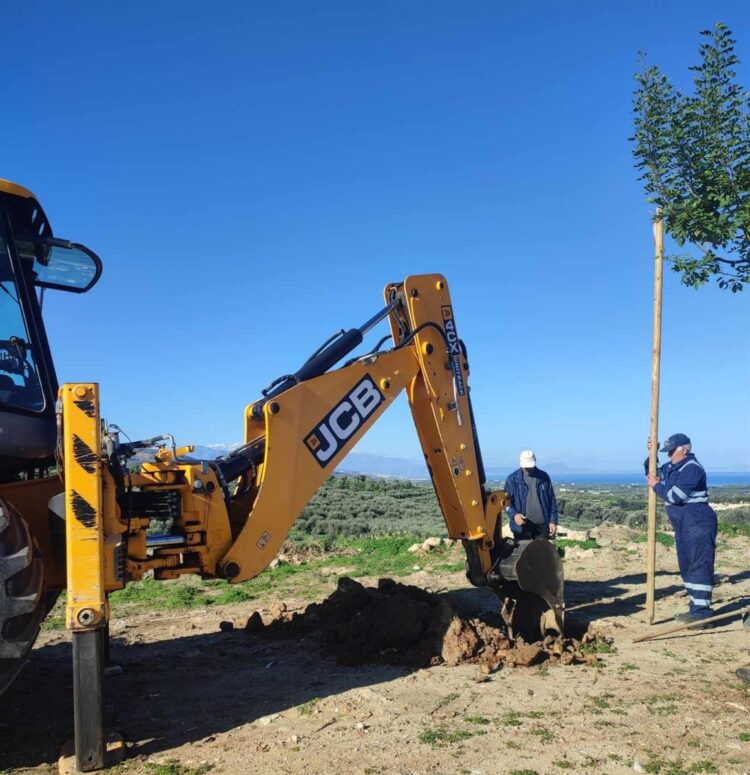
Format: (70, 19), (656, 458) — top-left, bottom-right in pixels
(517, 521), (549, 541)
(667, 503), (717, 617)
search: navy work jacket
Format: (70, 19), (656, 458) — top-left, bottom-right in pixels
(643, 453), (710, 510)
(504, 467), (559, 536)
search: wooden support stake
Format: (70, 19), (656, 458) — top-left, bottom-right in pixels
(633, 606), (750, 643)
(646, 215), (664, 625)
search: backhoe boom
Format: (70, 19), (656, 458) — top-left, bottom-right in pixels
(213, 276), (503, 581)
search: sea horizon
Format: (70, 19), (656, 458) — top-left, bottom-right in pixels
(546, 471), (750, 486)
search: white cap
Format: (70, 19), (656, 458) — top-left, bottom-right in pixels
(519, 450), (536, 468)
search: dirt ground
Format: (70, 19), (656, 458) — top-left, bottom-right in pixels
(3, 525), (750, 775)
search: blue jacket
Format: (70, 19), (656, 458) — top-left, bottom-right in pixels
(643, 453), (711, 510)
(504, 467), (558, 535)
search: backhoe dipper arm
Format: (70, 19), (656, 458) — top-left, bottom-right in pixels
(384, 275), (506, 585)
(217, 274), (506, 585)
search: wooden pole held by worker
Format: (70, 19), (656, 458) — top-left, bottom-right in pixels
(646, 214), (664, 624)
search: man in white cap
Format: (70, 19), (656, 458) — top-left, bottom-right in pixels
(504, 450), (559, 540)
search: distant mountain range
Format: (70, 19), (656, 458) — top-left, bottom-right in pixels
(189, 444), (234, 460)
(143, 445), (749, 480)
(184, 446), (434, 476)
(184, 447), (627, 478)
(183, 446), (433, 476)
(332, 453), (627, 479)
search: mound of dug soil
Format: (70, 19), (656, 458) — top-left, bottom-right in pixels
(253, 577), (610, 670)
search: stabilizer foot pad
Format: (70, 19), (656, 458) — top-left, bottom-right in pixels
(58, 732), (124, 774)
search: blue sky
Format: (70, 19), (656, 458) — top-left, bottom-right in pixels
(3, 0), (749, 472)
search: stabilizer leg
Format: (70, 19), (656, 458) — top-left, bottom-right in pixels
(73, 629), (105, 771)
(59, 384), (123, 772)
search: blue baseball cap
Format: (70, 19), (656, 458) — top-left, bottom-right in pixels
(661, 433), (691, 453)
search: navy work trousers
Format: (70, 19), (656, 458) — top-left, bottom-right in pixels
(667, 503), (717, 618)
(516, 521), (550, 541)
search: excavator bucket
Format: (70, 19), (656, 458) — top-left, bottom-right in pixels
(490, 539), (565, 641)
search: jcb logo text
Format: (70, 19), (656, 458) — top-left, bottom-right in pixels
(304, 375), (384, 467)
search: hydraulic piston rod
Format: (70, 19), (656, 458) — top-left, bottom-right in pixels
(222, 299), (402, 480)
(258, 299), (401, 404)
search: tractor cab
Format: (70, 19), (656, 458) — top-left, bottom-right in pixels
(0, 180), (102, 478)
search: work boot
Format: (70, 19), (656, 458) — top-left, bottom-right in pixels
(736, 667), (750, 685)
(673, 611), (713, 629)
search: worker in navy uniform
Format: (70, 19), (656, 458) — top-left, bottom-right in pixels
(645, 433), (718, 624)
(505, 450), (558, 540)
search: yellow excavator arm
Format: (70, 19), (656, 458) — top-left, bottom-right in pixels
(59, 273), (564, 771)
(215, 273), (504, 583)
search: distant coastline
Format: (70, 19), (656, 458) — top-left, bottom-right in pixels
(335, 468), (750, 486)
(546, 472), (750, 486)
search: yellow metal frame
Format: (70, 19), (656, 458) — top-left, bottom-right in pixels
(390, 275), (489, 535)
(388, 274), (507, 572)
(126, 461), (232, 580)
(0, 178), (36, 199)
(61, 384), (108, 631)
(221, 347), (421, 580)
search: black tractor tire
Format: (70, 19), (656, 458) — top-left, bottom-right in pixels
(0, 498), (46, 695)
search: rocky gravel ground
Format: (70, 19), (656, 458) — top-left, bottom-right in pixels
(3, 524), (749, 775)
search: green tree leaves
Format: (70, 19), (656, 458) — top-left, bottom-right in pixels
(632, 23), (750, 291)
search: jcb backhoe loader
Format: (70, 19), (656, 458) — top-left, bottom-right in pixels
(0, 179), (564, 771)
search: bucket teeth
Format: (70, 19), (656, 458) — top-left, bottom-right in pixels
(540, 608), (562, 637)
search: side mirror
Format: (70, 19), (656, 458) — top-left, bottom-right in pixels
(30, 237), (103, 293)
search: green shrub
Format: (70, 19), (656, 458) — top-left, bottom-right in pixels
(718, 520), (750, 538)
(634, 531), (675, 547)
